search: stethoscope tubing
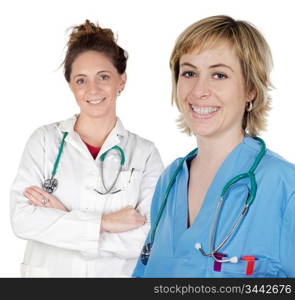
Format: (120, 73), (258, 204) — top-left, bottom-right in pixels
(142, 137), (266, 265)
(44, 132), (126, 195)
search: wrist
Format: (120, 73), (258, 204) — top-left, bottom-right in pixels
(100, 215), (108, 232)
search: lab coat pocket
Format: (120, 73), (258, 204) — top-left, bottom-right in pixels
(98, 169), (143, 211)
(117, 169), (144, 206)
(209, 256), (270, 278)
(20, 263), (50, 277)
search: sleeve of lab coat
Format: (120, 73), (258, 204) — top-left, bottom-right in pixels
(96, 143), (164, 259)
(131, 173), (165, 277)
(280, 190), (295, 277)
(10, 127), (101, 253)
(132, 159), (181, 277)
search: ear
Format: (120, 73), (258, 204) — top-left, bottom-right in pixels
(247, 89), (256, 102)
(68, 81), (74, 93)
(119, 72), (127, 92)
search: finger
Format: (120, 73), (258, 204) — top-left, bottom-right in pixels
(24, 189), (49, 207)
(30, 186), (51, 198)
(28, 189), (60, 209)
(137, 216), (146, 223)
(135, 214), (146, 222)
(133, 218), (146, 228)
(132, 210), (145, 217)
(30, 186), (56, 202)
(124, 205), (134, 211)
(24, 191), (44, 207)
(27, 187), (55, 207)
(25, 188), (44, 202)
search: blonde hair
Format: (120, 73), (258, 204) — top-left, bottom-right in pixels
(170, 15), (273, 137)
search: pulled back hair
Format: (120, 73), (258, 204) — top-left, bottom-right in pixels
(64, 20), (128, 82)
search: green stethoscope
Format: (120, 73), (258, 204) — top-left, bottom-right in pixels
(140, 137), (266, 265)
(42, 132), (125, 195)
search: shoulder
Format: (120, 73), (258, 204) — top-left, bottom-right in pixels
(32, 116), (77, 139)
(160, 157), (184, 181)
(262, 148), (295, 177)
(250, 142), (295, 207)
(151, 156), (187, 197)
(265, 149), (295, 203)
(25, 117), (75, 149)
(122, 125), (160, 157)
(124, 126), (154, 147)
(244, 137), (295, 176)
(41, 116), (76, 135)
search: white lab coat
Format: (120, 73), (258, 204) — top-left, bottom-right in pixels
(10, 115), (164, 277)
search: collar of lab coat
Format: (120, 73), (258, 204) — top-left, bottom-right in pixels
(57, 114), (128, 160)
(58, 114), (127, 136)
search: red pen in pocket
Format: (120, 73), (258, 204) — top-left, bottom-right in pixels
(241, 255), (256, 275)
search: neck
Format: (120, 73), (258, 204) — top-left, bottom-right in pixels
(74, 113), (117, 147)
(195, 130), (244, 169)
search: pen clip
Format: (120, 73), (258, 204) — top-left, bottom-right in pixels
(128, 168), (135, 183)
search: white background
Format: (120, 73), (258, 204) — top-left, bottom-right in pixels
(1, 0), (294, 277)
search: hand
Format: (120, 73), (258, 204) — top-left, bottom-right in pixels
(24, 186), (69, 212)
(101, 206), (146, 233)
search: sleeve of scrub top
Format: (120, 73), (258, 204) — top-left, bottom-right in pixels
(10, 127), (101, 253)
(96, 144), (164, 259)
(280, 191), (295, 277)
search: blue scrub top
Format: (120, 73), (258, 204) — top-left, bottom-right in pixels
(133, 137), (295, 278)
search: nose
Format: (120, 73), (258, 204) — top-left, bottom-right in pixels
(87, 80), (101, 95)
(190, 77), (211, 99)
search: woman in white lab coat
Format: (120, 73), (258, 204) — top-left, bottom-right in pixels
(10, 20), (163, 277)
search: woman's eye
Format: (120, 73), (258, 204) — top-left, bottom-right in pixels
(213, 73), (227, 79)
(181, 71), (196, 78)
(76, 78), (85, 85)
(100, 74), (110, 80)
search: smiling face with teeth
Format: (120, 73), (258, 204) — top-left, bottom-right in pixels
(69, 50), (126, 120)
(177, 42), (254, 140)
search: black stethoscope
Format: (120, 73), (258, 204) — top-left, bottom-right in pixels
(140, 137), (266, 265)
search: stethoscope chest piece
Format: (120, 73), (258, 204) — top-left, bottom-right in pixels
(140, 242), (152, 265)
(42, 132), (68, 194)
(43, 178), (58, 194)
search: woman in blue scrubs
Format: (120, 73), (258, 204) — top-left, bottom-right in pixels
(133, 15), (295, 278)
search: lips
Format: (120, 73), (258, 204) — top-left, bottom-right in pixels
(86, 97), (106, 105)
(190, 104), (220, 119)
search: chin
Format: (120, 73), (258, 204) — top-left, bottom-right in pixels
(187, 120), (217, 137)
(81, 109), (107, 119)
(192, 129), (217, 138)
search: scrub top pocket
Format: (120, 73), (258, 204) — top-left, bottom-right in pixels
(207, 256), (270, 277)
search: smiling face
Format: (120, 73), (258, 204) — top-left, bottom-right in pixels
(69, 50), (126, 120)
(177, 42), (254, 140)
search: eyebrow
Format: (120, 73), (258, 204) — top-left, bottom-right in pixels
(209, 64), (234, 72)
(180, 62), (196, 68)
(73, 70), (111, 79)
(180, 62), (234, 72)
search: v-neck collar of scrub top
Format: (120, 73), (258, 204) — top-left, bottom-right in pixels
(171, 136), (265, 257)
(56, 114), (128, 162)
